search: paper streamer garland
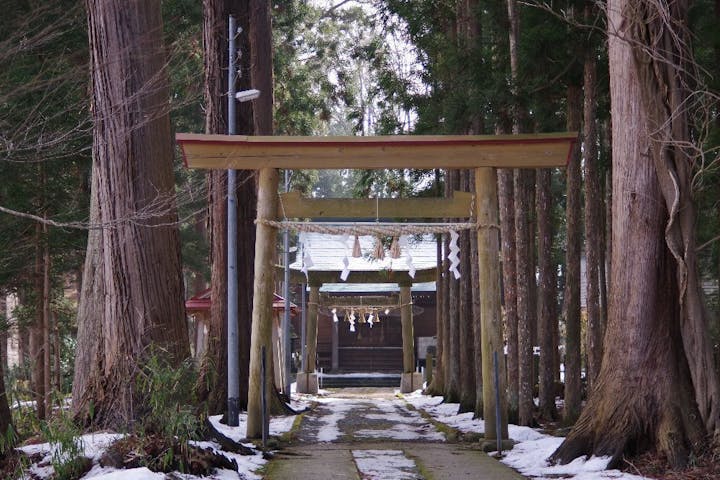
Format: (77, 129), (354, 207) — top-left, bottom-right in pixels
(448, 230), (461, 279)
(297, 232), (463, 282)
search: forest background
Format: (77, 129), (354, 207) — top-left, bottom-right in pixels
(1, 0), (720, 476)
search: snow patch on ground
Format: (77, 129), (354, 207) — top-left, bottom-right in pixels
(352, 449), (419, 479)
(16, 411), (296, 480)
(314, 399), (356, 442)
(403, 390), (651, 480)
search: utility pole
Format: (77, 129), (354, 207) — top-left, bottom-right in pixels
(227, 14), (239, 427)
(282, 170), (292, 396)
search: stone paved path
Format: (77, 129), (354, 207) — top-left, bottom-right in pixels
(264, 388), (526, 480)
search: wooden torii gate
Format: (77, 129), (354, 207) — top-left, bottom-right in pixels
(283, 261), (438, 395)
(177, 132), (577, 442)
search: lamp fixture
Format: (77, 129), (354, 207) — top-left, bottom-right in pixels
(235, 89), (261, 102)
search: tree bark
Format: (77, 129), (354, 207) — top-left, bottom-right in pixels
(458, 170), (476, 413)
(552, 0), (714, 466)
(444, 171), (461, 403)
(563, 84), (583, 425)
(470, 174), (484, 418)
(441, 223), (451, 397)
(514, 168), (534, 426)
(42, 225), (51, 412)
(32, 223), (45, 420)
(0, 357), (11, 456)
(537, 169), (557, 421)
(583, 16), (603, 391)
(498, 168), (518, 422)
(426, 172), (445, 395)
(0, 295), (6, 372)
(72, 0), (189, 429)
(628, 0), (720, 438)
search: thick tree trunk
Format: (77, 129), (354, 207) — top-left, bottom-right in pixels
(441, 224), (451, 397)
(32, 224), (45, 420)
(498, 168), (518, 422)
(470, 174), (484, 418)
(552, 0), (713, 466)
(0, 295), (6, 372)
(444, 171), (461, 403)
(514, 168), (534, 426)
(536, 169), (556, 421)
(628, 0), (720, 438)
(583, 24), (603, 392)
(506, 0), (524, 425)
(53, 313), (61, 393)
(0, 358), (11, 456)
(458, 170), (476, 413)
(563, 84), (583, 424)
(72, 0), (189, 429)
(426, 170), (445, 395)
(42, 228), (51, 412)
(196, 0), (256, 415)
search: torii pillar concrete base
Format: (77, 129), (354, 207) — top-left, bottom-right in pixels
(400, 372), (424, 393)
(296, 372), (318, 394)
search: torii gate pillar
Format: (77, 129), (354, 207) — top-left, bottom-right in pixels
(246, 167), (279, 439)
(400, 282), (423, 393)
(297, 284), (320, 394)
(475, 167), (509, 442)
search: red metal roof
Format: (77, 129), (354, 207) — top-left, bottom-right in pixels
(186, 288), (298, 315)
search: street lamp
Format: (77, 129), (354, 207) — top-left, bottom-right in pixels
(227, 15), (261, 427)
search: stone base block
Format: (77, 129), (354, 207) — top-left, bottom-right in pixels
(400, 372), (424, 393)
(479, 438), (516, 453)
(296, 372), (318, 394)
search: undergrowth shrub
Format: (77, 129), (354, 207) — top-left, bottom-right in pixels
(40, 399), (90, 480)
(132, 350), (205, 472)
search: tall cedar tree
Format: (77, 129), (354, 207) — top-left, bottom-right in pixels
(563, 84), (583, 425)
(458, 170), (476, 413)
(72, 0), (189, 428)
(196, 0), (257, 415)
(507, 0), (536, 427)
(552, 0), (720, 467)
(444, 170), (461, 403)
(583, 26), (603, 390)
(536, 168), (557, 421)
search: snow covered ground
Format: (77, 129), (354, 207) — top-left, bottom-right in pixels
(403, 390), (651, 480)
(13, 386), (652, 480)
(15, 413), (298, 480)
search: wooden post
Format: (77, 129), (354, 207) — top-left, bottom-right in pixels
(246, 167), (279, 439)
(400, 283), (421, 392)
(306, 284), (320, 374)
(400, 283), (414, 373)
(331, 318), (339, 371)
(297, 284), (320, 393)
(475, 167), (509, 441)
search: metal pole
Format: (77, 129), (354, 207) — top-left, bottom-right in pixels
(493, 350), (502, 454)
(282, 170), (291, 396)
(300, 282), (307, 372)
(227, 14), (240, 427)
(261, 345), (268, 448)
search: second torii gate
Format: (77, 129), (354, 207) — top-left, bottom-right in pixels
(177, 132), (577, 443)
